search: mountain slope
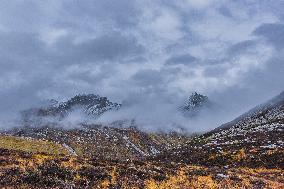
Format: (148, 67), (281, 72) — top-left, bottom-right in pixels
(206, 91), (284, 150)
(0, 92), (283, 188)
(155, 91), (284, 169)
(215, 91), (284, 131)
(4, 125), (191, 160)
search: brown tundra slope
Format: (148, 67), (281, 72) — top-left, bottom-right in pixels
(0, 91), (283, 188)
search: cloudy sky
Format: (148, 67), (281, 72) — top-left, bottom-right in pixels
(0, 0), (283, 130)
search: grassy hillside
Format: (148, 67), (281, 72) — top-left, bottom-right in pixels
(0, 135), (68, 155)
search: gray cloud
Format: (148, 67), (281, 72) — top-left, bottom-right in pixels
(226, 40), (257, 56)
(166, 54), (197, 65)
(132, 69), (164, 86)
(0, 0), (283, 131)
(54, 33), (144, 63)
(253, 23), (284, 49)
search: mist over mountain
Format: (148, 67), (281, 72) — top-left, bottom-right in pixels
(0, 0), (284, 132)
(21, 94), (121, 121)
(0, 1), (284, 187)
(17, 92), (215, 132)
(0, 89), (283, 188)
(181, 92), (212, 117)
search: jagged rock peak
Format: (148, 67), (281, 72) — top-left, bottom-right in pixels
(59, 94), (119, 108)
(55, 94), (121, 116)
(183, 92), (209, 111)
(21, 94), (121, 123)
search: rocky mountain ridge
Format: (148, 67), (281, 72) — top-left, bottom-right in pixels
(0, 91), (283, 188)
(181, 92), (211, 117)
(21, 94), (121, 121)
(22, 92), (209, 122)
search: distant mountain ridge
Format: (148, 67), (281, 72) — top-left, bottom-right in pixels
(57, 94), (121, 116)
(21, 94), (121, 124)
(10, 92), (210, 160)
(21, 92), (210, 127)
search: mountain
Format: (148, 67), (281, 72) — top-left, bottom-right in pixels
(181, 92), (211, 117)
(21, 94), (121, 125)
(203, 90), (284, 153)
(56, 94), (121, 117)
(21, 93), (209, 124)
(8, 92), (211, 161)
(156, 91), (284, 168)
(0, 92), (283, 188)
(4, 124), (190, 160)
(214, 91), (284, 132)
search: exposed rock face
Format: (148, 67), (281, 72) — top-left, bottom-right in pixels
(21, 94), (121, 125)
(20, 92), (212, 128)
(56, 94), (121, 117)
(181, 92), (210, 117)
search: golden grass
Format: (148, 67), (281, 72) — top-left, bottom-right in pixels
(144, 166), (284, 189)
(0, 135), (68, 155)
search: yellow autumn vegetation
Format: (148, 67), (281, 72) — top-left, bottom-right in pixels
(145, 169), (218, 189)
(0, 135), (68, 155)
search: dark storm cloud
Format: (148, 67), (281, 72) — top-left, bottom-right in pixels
(165, 54), (197, 65)
(54, 33), (144, 64)
(61, 0), (139, 28)
(132, 69), (164, 86)
(0, 0), (283, 131)
(218, 6), (233, 18)
(74, 34), (144, 62)
(0, 32), (47, 66)
(226, 40), (257, 56)
(253, 23), (284, 49)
